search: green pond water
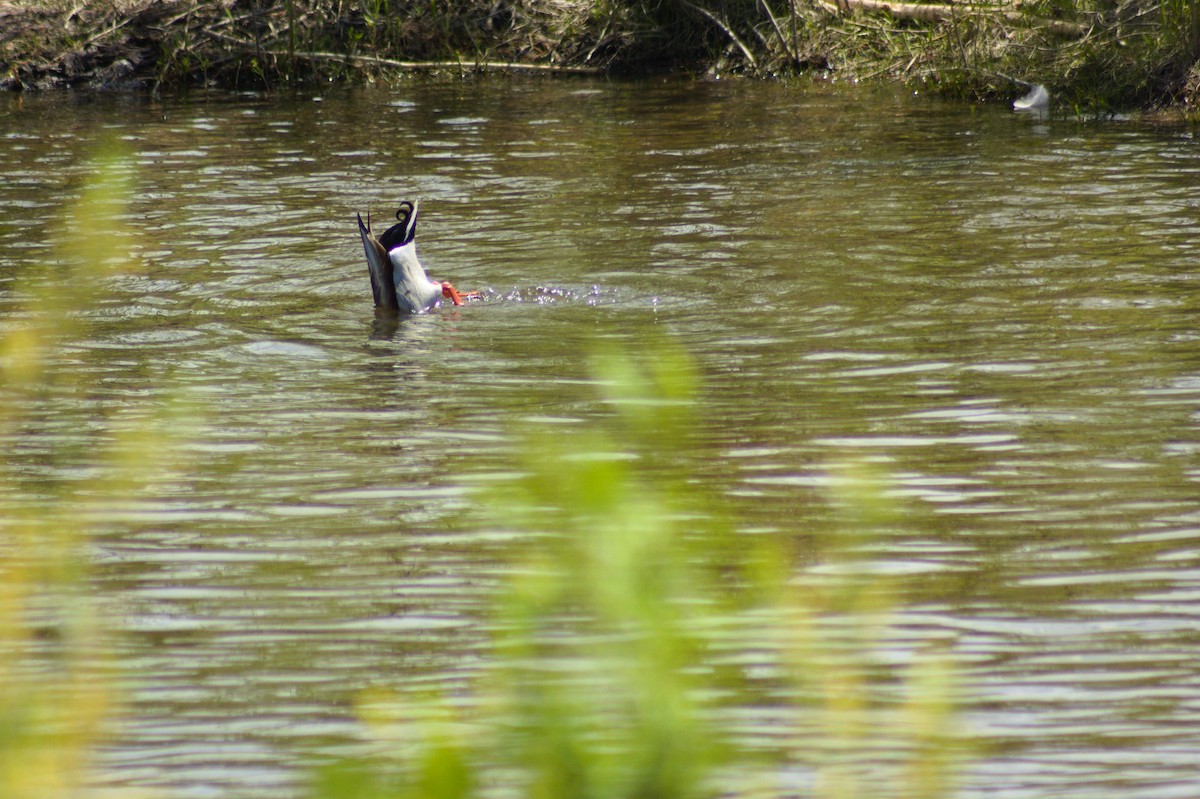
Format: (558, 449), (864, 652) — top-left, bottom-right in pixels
(3, 77), (1200, 798)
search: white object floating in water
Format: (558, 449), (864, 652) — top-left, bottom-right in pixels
(1013, 84), (1050, 112)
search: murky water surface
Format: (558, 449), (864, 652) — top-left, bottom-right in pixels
(3, 79), (1200, 797)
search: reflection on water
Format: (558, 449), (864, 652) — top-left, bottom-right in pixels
(4, 79), (1200, 797)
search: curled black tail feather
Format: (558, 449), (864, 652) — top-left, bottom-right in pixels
(378, 200), (419, 251)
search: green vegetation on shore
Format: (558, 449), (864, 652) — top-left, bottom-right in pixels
(0, 0), (1197, 113)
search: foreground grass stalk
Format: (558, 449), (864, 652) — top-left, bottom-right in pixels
(0, 146), (187, 799)
(313, 346), (970, 799)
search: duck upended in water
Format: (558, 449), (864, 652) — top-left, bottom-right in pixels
(357, 200), (469, 312)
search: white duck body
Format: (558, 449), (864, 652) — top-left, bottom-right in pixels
(388, 238), (444, 313)
(358, 199), (448, 313)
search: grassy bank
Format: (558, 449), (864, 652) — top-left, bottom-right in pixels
(1, 0), (1197, 112)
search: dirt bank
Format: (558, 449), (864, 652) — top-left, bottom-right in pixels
(1, 0), (189, 90)
(0, 0), (670, 91)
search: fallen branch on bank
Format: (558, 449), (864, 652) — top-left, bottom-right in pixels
(819, 0), (1089, 37)
(678, 0), (760, 71)
(265, 49), (605, 75)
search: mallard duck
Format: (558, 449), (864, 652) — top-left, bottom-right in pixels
(357, 200), (468, 312)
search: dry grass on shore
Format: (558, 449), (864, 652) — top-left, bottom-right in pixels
(0, 0), (635, 90)
(1, 0), (1197, 114)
